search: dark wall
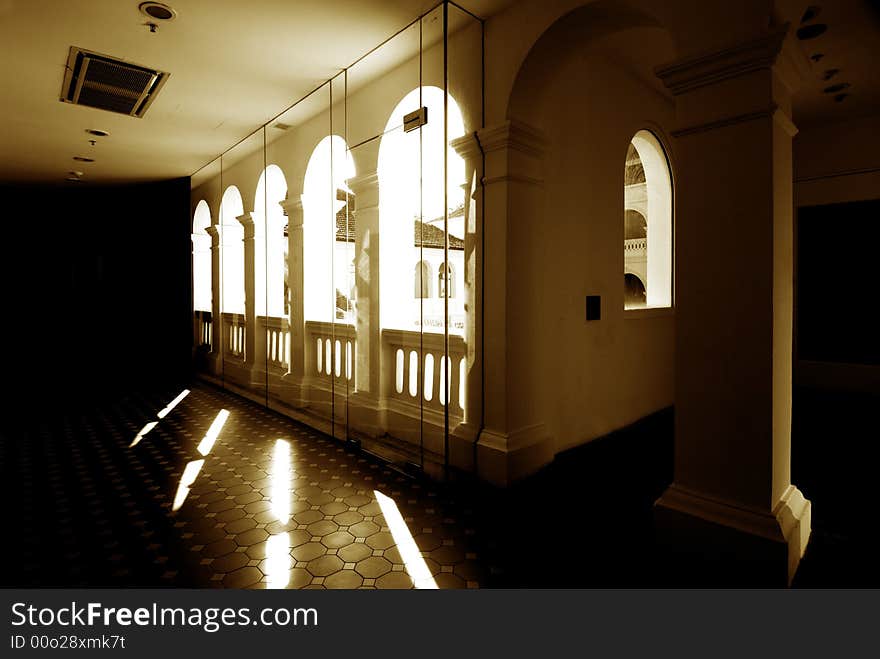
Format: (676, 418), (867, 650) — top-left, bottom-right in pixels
(796, 199), (880, 365)
(2, 178), (192, 405)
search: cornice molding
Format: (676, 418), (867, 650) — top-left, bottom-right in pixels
(347, 171), (379, 196)
(656, 24), (789, 96)
(450, 132), (482, 161)
(477, 120), (547, 158)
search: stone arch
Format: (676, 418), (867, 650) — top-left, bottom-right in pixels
(254, 164), (288, 317)
(192, 200), (212, 313)
(506, 0), (676, 125)
(219, 185), (245, 315)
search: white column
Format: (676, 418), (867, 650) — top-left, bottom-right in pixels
(653, 25), (811, 585)
(450, 133), (484, 470)
(237, 212), (257, 377)
(205, 224), (222, 376)
(280, 198), (305, 379)
(474, 120), (554, 486)
(347, 172), (383, 437)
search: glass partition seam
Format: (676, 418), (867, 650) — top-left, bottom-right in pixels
(263, 126), (269, 408)
(443, 0), (449, 476)
(344, 68), (350, 438)
(477, 16), (486, 466)
(220, 153), (225, 389)
(419, 13), (425, 473)
(330, 76), (335, 441)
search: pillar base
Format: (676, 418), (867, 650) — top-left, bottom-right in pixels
(654, 483), (811, 586)
(476, 424), (553, 486)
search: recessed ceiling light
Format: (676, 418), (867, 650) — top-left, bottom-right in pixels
(65, 176), (81, 182)
(86, 128), (109, 137)
(797, 24), (827, 40)
(809, 53), (825, 62)
(139, 2), (177, 21)
(73, 156), (95, 162)
(823, 82), (851, 94)
(69, 170), (84, 177)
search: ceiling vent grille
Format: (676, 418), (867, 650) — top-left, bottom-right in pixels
(61, 47), (170, 118)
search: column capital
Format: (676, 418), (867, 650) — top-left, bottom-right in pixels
(655, 23), (788, 96)
(205, 224), (221, 246)
(279, 198), (304, 230)
(236, 212), (256, 239)
(476, 120), (547, 158)
(450, 132), (482, 161)
(347, 171), (379, 197)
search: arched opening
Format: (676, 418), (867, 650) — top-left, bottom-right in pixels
(192, 200), (212, 312)
(302, 135), (356, 323)
(625, 130), (672, 309)
(624, 273), (647, 308)
(438, 261), (455, 298)
(415, 260), (432, 298)
(254, 164), (288, 318)
(219, 186), (245, 315)
(378, 86), (466, 334)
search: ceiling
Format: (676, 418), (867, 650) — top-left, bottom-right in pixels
(1, 0), (878, 186)
(0, 0), (513, 185)
(776, 0), (880, 127)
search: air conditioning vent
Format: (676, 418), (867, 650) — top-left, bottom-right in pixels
(60, 47), (170, 118)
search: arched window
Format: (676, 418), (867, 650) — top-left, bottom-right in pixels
(415, 261), (432, 298)
(378, 86), (466, 333)
(192, 200), (212, 312)
(302, 135), (355, 323)
(438, 261), (455, 298)
(254, 165), (288, 318)
(624, 130), (672, 309)
(219, 186), (245, 315)
(624, 273), (647, 308)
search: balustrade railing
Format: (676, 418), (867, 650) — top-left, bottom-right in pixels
(194, 310), (212, 350)
(625, 237), (647, 252)
(222, 312), (246, 359)
(258, 316), (290, 371)
(382, 329), (465, 419)
(305, 321), (355, 384)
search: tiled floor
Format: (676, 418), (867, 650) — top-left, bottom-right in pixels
(6, 382), (485, 589)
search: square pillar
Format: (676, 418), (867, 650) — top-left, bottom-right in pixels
(348, 172), (383, 436)
(653, 25), (811, 585)
(475, 119), (554, 485)
(205, 224), (223, 377)
(237, 212), (257, 375)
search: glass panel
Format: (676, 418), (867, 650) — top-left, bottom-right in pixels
(191, 156), (221, 376)
(347, 19), (422, 467)
(218, 130), (264, 395)
(189, 2), (484, 482)
(446, 1), (484, 459)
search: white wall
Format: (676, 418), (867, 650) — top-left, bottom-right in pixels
(513, 49), (675, 454)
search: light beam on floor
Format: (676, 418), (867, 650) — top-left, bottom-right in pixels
(129, 421), (158, 448)
(196, 409), (229, 456)
(157, 389), (190, 419)
(264, 532), (292, 589)
(172, 459), (204, 511)
(129, 389), (190, 447)
(270, 439), (292, 524)
(374, 490), (438, 589)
